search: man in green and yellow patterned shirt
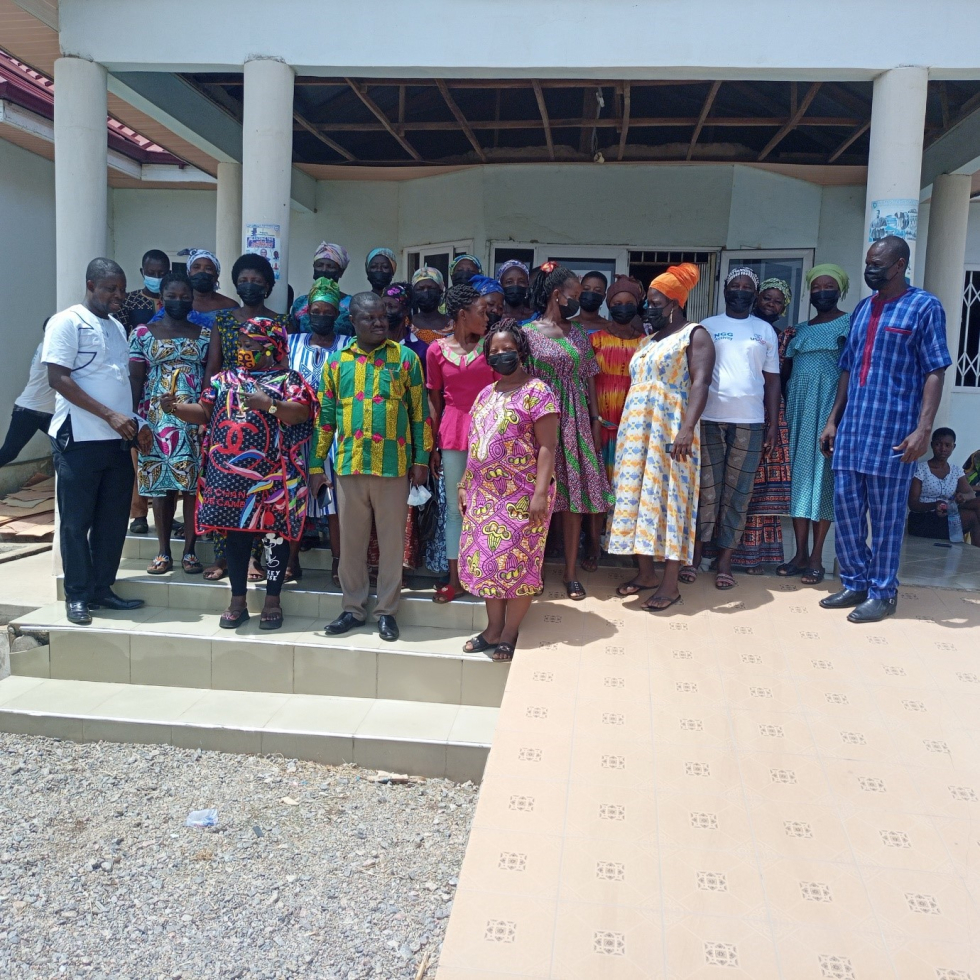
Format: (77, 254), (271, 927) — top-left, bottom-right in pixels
(311, 292), (431, 641)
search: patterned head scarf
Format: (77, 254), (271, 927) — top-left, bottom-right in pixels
(241, 316), (288, 365)
(605, 274), (645, 307)
(725, 266), (760, 289)
(366, 247), (397, 274)
(450, 254), (483, 275)
(313, 242), (350, 271)
(805, 263), (850, 300)
(649, 263), (701, 306)
(308, 277), (341, 309)
(468, 275), (504, 296)
(411, 266), (445, 290)
(497, 259), (529, 280)
(383, 283), (412, 305)
(183, 248), (221, 278)
(758, 278), (792, 312)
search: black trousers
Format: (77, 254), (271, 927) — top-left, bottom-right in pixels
(0, 407), (52, 468)
(225, 531), (290, 598)
(52, 437), (134, 602)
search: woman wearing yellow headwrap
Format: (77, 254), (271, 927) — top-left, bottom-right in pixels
(779, 264), (851, 585)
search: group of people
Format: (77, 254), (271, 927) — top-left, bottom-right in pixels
(12, 231), (957, 662)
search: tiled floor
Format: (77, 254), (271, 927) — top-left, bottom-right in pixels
(437, 568), (980, 980)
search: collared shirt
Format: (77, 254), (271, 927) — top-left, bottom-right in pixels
(42, 304), (134, 442)
(15, 341), (56, 415)
(312, 338), (432, 477)
(834, 286), (951, 476)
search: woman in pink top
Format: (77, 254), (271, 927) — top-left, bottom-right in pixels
(427, 283), (494, 602)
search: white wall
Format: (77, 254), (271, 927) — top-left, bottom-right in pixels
(0, 138), (56, 460)
(814, 185), (867, 316)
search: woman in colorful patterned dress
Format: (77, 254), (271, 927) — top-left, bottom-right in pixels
(609, 264), (714, 611)
(458, 321), (559, 662)
(129, 271), (211, 576)
(162, 318), (318, 631)
(524, 264), (612, 600)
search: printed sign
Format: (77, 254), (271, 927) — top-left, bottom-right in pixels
(868, 198), (918, 276)
(245, 223), (282, 281)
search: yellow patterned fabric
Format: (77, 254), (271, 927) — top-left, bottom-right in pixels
(311, 338), (431, 477)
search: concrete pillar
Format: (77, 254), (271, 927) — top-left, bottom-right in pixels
(923, 172), (971, 427)
(241, 58), (294, 314)
(54, 57), (108, 309)
(862, 66), (929, 295)
(215, 161), (243, 286)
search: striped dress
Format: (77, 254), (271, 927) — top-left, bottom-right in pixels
(590, 330), (645, 484)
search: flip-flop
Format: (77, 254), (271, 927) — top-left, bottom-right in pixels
(643, 594), (682, 612)
(776, 562), (806, 577)
(433, 583), (458, 604)
(181, 554), (203, 575)
(203, 563), (228, 582)
(801, 568), (826, 585)
(146, 555), (173, 575)
(564, 580), (587, 601)
(615, 580), (657, 597)
(259, 610), (284, 630)
(715, 572), (737, 590)
(678, 565), (699, 584)
(581, 553), (600, 573)
(744, 566), (766, 576)
(219, 607), (250, 629)
(463, 633), (498, 653)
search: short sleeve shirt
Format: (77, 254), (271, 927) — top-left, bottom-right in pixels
(914, 460), (963, 504)
(700, 313), (779, 424)
(42, 304), (133, 442)
(834, 287), (951, 476)
(15, 341), (56, 415)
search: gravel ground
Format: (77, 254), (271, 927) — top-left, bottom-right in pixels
(0, 734), (478, 980)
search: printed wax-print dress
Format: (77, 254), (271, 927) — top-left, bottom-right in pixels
(129, 324), (211, 497)
(525, 320), (613, 514)
(784, 314), (850, 523)
(590, 330), (645, 484)
(459, 379), (559, 598)
(608, 324), (702, 564)
(196, 368), (318, 542)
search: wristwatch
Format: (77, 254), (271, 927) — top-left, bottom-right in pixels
(268, 400), (279, 416)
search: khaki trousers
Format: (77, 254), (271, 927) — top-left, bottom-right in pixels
(336, 474), (409, 619)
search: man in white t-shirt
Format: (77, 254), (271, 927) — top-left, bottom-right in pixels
(43, 257), (152, 625)
(689, 268), (781, 589)
(0, 319), (56, 468)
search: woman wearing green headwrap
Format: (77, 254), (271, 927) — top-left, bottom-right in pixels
(288, 277), (347, 582)
(779, 264), (851, 585)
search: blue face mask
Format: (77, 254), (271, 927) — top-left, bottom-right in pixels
(143, 275), (163, 294)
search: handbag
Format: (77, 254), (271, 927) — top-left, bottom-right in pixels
(415, 471), (442, 545)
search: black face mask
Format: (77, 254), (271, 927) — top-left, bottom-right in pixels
(609, 303), (638, 325)
(486, 312), (501, 328)
(414, 288), (441, 313)
(236, 282), (267, 307)
(725, 289), (755, 314)
(810, 289), (840, 313)
(315, 264), (342, 282)
(502, 285), (528, 308)
(578, 290), (604, 313)
(864, 263), (896, 291)
(367, 270), (394, 291)
(558, 297), (580, 320)
(164, 298), (193, 321)
(309, 313), (336, 335)
(643, 306), (667, 331)
(386, 310), (405, 331)
(756, 309), (781, 325)
(487, 351), (520, 375)
(188, 271), (216, 294)
(452, 272), (475, 287)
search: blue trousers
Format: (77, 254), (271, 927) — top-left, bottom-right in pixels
(833, 468), (912, 600)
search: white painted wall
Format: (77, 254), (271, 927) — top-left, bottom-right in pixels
(727, 167), (822, 250)
(814, 184), (867, 315)
(0, 138), (56, 460)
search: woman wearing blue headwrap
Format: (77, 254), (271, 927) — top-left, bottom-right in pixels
(468, 275), (504, 327)
(450, 254), (482, 286)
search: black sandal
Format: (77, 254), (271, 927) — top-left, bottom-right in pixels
(564, 580), (587, 601)
(259, 609), (284, 630)
(463, 633), (498, 654)
(615, 580), (656, 598)
(801, 568), (825, 585)
(643, 593), (682, 612)
(219, 607), (250, 629)
(776, 562), (806, 577)
(581, 553), (599, 573)
(493, 642), (516, 662)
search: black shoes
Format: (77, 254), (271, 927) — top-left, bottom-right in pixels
(89, 591), (145, 611)
(325, 611), (366, 635)
(819, 589), (868, 610)
(378, 615), (399, 642)
(129, 518), (149, 534)
(847, 597), (897, 623)
(65, 600), (92, 625)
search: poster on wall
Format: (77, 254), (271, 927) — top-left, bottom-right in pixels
(868, 198), (918, 276)
(245, 223), (282, 281)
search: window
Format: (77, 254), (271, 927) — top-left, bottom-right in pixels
(718, 249), (814, 328)
(956, 268), (980, 388)
(403, 240), (475, 285)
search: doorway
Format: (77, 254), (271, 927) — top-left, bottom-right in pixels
(718, 250), (813, 328)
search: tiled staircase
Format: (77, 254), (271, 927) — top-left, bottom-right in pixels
(2, 531), (500, 781)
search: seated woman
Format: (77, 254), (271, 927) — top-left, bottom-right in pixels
(458, 320), (558, 662)
(908, 427), (980, 546)
(161, 318), (318, 629)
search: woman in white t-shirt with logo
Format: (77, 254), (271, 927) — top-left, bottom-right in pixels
(0, 318), (56, 468)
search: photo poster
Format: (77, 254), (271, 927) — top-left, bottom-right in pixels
(868, 198), (918, 278)
(244, 223), (282, 280)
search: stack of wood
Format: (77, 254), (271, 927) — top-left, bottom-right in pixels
(0, 474), (55, 542)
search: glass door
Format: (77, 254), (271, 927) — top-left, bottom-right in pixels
(717, 249), (813, 328)
(403, 239), (475, 286)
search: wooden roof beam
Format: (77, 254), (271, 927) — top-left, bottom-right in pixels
(343, 77), (422, 161)
(827, 120), (870, 163)
(757, 82), (821, 161)
(532, 80), (555, 160)
(293, 110), (357, 162)
(687, 80), (721, 161)
(435, 78), (487, 163)
(617, 82), (631, 161)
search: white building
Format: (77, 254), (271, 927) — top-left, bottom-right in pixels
(3, 0), (980, 452)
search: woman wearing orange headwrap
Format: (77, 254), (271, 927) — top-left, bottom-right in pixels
(608, 264), (715, 612)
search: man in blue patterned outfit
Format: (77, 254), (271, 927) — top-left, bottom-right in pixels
(819, 236), (951, 623)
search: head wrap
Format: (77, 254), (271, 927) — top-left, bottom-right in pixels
(182, 248), (221, 277)
(314, 242), (350, 271)
(366, 247), (397, 274)
(805, 263), (850, 300)
(241, 316), (288, 365)
(411, 266), (445, 290)
(308, 277), (341, 309)
(649, 263), (701, 307)
(758, 278), (792, 312)
(605, 274), (645, 308)
(497, 259), (529, 280)
(725, 266), (759, 289)
(383, 284), (411, 303)
(450, 254), (483, 275)
(469, 275), (504, 296)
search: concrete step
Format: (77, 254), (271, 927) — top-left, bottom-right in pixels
(0, 674), (495, 781)
(9, 602), (509, 708)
